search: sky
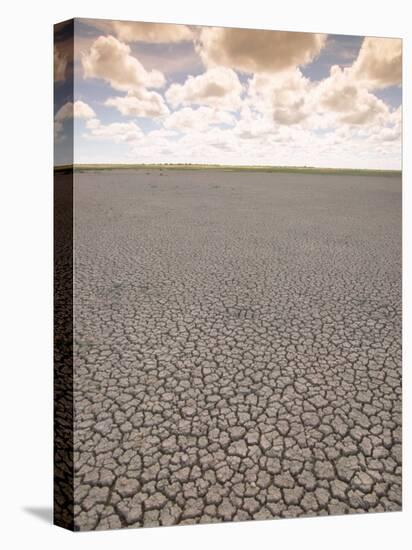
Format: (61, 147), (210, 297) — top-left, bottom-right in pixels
(54, 19), (402, 169)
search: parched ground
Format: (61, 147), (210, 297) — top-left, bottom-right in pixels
(73, 169), (401, 530)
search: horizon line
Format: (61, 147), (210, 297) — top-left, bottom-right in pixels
(54, 163), (402, 176)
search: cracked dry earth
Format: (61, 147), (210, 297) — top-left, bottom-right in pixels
(73, 169), (401, 530)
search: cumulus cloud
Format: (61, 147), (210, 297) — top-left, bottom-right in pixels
(54, 100), (95, 142)
(203, 128), (237, 152)
(248, 69), (312, 125)
(234, 106), (275, 139)
(55, 100), (96, 121)
(197, 27), (326, 73)
(84, 19), (193, 43)
(54, 45), (67, 81)
(55, 102), (73, 121)
(374, 126), (401, 142)
(390, 106), (402, 125)
(54, 120), (65, 142)
(339, 97), (387, 125)
(164, 106), (236, 132)
(105, 89), (169, 118)
(316, 65), (389, 126)
(111, 21), (193, 43)
(85, 118), (143, 142)
(166, 67), (243, 110)
(74, 100), (96, 119)
(369, 106), (402, 143)
(273, 100), (309, 125)
(126, 116), (399, 168)
(351, 37), (402, 88)
(82, 35), (165, 91)
(127, 128), (181, 160)
(72, 23), (401, 170)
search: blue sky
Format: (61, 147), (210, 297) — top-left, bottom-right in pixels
(54, 19), (402, 169)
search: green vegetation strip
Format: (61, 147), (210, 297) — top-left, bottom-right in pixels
(54, 164), (401, 177)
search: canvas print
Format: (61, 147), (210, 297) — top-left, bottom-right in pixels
(54, 18), (402, 531)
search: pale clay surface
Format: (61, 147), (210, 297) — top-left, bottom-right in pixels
(72, 170), (401, 530)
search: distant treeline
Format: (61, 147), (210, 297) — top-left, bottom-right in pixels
(54, 163), (401, 177)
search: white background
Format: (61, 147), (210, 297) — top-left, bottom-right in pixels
(0, 0), (410, 547)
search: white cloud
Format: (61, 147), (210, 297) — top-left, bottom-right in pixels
(147, 129), (180, 139)
(74, 100), (96, 119)
(105, 89), (169, 118)
(84, 19), (193, 43)
(123, 118), (400, 169)
(54, 120), (65, 142)
(164, 106), (235, 132)
(82, 35), (165, 92)
(126, 128), (181, 160)
(55, 103), (73, 122)
(368, 106), (402, 144)
(233, 106), (275, 139)
(248, 69), (312, 125)
(373, 126), (401, 143)
(273, 101), (308, 125)
(351, 37), (402, 89)
(203, 127), (237, 152)
(111, 21), (193, 43)
(390, 106), (402, 125)
(54, 45), (67, 81)
(55, 100), (96, 121)
(85, 118), (100, 130)
(73, 25), (401, 170)
(316, 65), (389, 126)
(54, 100), (95, 143)
(166, 67), (243, 111)
(197, 27), (326, 73)
(85, 119), (143, 142)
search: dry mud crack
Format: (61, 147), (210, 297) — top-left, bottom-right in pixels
(71, 169), (401, 530)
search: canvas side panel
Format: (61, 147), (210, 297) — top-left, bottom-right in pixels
(54, 19), (75, 531)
